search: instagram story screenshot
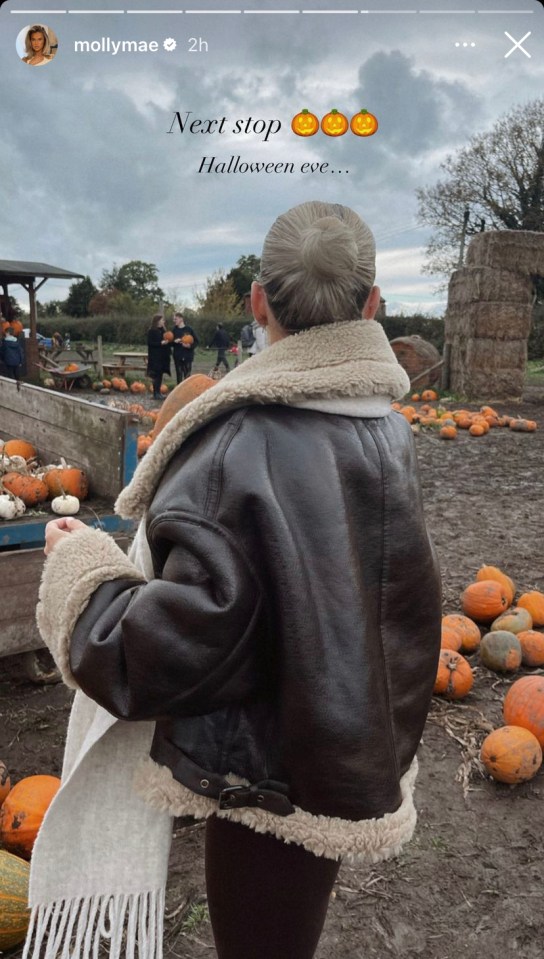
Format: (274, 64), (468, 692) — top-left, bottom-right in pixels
(0, 2), (543, 959)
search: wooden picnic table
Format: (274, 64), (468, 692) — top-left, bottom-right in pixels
(46, 343), (98, 368)
(103, 352), (148, 376)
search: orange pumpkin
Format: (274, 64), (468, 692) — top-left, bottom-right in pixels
(64, 363), (79, 373)
(440, 425), (457, 440)
(3, 439), (37, 462)
(480, 631), (522, 673)
(0, 775), (61, 859)
(1, 473), (49, 507)
(0, 762), (11, 807)
(137, 435), (153, 458)
(517, 591), (544, 627)
(411, 393), (420, 402)
(321, 109), (349, 137)
(441, 614), (481, 653)
(102, 379), (112, 389)
(491, 607), (532, 635)
(517, 630), (544, 668)
(44, 468), (89, 501)
(8, 321), (23, 336)
(0, 850), (30, 950)
(421, 389), (438, 402)
(469, 423), (486, 436)
(434, 650), (474, 700)
(350, 108), (379, 137)
(509, 418), (537, 432)
(476, 565), (515, 606)
(152, 374), (216, 439)
(163, 331), (174, 342)
(480, 726), (542, 784)
(456, 415), (473, 430)
(461, 580), (509, 623)
(159, 384), (169, 395)
(291, 109), (319, 137)
(181, 334), (194, 347)
(130, 381), (147, 394)
(503, 676), (544, 747)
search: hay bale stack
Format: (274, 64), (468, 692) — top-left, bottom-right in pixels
(466, 231), (544, 274)
(448, 267), (533, 307)
(445, 231), (543, 400)
(446, 302), (533, 341)
(390, 335), (441, 386)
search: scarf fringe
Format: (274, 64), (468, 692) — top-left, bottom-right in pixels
(22, 888), (165, 959)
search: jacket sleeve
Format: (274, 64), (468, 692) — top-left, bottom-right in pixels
(37, 518), (263, 721)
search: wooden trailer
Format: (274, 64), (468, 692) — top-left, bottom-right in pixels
(0, 377), (138, 678)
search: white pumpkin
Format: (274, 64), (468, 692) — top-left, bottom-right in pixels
(0, 453), (27, 473)
(51, 494), (80, 516)
(0, 493), (26, 520)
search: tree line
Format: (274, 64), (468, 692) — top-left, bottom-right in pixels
(37, 255), (261, 320)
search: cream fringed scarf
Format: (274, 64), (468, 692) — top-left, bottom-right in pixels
(23, 693), (172, 959)
(28, 320), (410, 959)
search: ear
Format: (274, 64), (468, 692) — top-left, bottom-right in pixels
(362, 285), (381, 320)
(251, 281), (268, 327)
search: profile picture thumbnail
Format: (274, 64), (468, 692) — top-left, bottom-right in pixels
(17, 24), (58, 67)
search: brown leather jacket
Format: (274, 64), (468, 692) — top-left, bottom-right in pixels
(69, 404), (441, 827)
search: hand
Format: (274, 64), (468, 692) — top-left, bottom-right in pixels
(44, 517), (87, 556)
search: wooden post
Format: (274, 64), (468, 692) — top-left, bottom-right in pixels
(25, 280), (40, 382)
(96, 335), (104, 379)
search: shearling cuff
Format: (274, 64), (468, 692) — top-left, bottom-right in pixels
(37, 527), (146, 688)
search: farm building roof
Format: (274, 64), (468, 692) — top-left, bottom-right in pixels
(0, 260), (84, 284)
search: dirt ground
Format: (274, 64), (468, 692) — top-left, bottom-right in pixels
(1, 387), (544, 959)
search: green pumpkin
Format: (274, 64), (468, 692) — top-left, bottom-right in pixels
(0, 850), (30, 950)
(480, 631), (522, 673)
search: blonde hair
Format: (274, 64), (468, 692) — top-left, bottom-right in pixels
(24, 25), (52, 59)
(259, 200), (376, 331)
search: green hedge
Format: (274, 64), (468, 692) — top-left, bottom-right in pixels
(37, 310), (544, 360)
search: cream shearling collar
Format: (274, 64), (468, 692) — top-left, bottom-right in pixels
(116, 320), (409, 521)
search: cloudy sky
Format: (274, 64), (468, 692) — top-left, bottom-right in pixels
(1, 0), (542, 315)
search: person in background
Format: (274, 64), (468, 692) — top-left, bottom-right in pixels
(172, 313), (199, 384)
(0, 328), (25, 380)
(247, 318), (268, 356)
(207, 322), (231, 374)
(240, 318), (256, 357)
(228, 343), (240, 368)
(146, 314), (171, 399)
(38, 200), (441, 959)
(21, 24), (54, 65)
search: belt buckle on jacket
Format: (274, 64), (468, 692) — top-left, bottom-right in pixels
(218, 782), (295, 817)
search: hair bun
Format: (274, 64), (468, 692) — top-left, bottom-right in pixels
(300, 216), (359, 280)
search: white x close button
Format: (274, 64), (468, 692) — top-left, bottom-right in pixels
(504, 31), (532, 59)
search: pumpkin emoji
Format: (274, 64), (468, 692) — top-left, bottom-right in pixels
(350, 109), (379, 137)
(321, 109), (349, 137)
(291, 109), (319, 137)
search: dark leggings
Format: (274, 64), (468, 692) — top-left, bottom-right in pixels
(205, 816), (340, 959)
(151, 371), (163, 397)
